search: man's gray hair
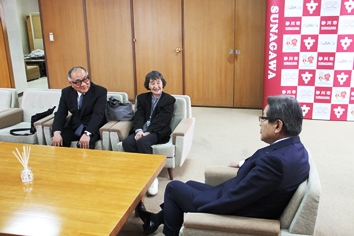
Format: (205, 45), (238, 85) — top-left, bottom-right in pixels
(67, 66), (88, 81)
(266, 95), (303, 136)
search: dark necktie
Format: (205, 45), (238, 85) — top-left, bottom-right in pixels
(78, 94), (83, 110)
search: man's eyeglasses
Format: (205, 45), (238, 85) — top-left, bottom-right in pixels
(259, 116), (269, 122)
(71, 76), (90, 86)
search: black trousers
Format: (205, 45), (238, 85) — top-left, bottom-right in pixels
(61, 126), (99, 149)
(161, 180), (213, 235)
(122, 133), (158, 154)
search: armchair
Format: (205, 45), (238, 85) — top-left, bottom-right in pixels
(0, 89), (61, 144)
(111, 95), (195, 179)
(0, 88), (19, 113)
(181, 149), (321, 236)
(43, 91), (129, 150)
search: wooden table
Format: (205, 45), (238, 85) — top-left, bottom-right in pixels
(0, 142), (166, 236)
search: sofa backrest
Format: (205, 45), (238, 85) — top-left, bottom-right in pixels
(170, 97), (187, 131)
(107, 91), (129, 102)
(280, 149), (321, 234)
(172, 95), (192, 118)
(21, 89), (62, 122)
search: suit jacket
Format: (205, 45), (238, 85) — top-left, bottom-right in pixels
(131, 92), (175, 144)
(193, 136), (310, 219)
(52, 82), (107, 135)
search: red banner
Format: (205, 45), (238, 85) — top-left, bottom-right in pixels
(263, 0), (354, 121)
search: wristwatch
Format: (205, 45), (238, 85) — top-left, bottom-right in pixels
(84, 131), (92, 136)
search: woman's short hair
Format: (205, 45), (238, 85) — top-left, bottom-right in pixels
(144, 70), (167, 90)
(67, 66), (88, 81)
(266, 95), (303, 136)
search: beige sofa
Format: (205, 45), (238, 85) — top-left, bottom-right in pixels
(0, 89), (61, 145)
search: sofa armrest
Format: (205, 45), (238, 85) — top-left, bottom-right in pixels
(99, 121), (118, 150)
(33, 113), (55, 145)
(183, 213), (280, 236)
(42, 118), (54, 145)
(109, 121), (133, 151)
(0, 108), (23, 128)
(99, 120), (118, 138)
(205, 166), (238, 186)
(33, 113), (55, 127)
(172, 118), (194, 145)
(110, 120), (133, 140)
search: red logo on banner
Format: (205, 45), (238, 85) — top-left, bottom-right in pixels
(317, 52), (336, 69)
(333, 70), (352, 87)
(341, 0), (354, 15)
(282, 53), (300, 69)
(337, 35), (354, 52)
(319, 16), (339, 34)
(314, 87), (332, 103)
(300, 102), (313, 119)
(303, 0), (322, 16)
(281, 86), (298, 97)
(330, 104), (348, 120)
(298, 69), (316, 86)
(301, 35), (319, 52)
(284, 17), (302, 34)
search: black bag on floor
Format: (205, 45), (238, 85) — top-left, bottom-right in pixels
(10, 106), (56, 136)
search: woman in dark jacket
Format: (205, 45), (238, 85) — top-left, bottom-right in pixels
(123, 70), (175, 195)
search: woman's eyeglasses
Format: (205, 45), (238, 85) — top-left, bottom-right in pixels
(71, 75), (90, 86)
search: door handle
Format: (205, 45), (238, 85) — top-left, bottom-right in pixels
(175, 47), (182, 53)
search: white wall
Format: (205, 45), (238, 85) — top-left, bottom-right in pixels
(2, 0), (40, 94)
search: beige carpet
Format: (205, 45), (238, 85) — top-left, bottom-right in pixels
(118, 107), (354, 236)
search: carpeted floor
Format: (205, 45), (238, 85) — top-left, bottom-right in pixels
(118, 107), (354, 236)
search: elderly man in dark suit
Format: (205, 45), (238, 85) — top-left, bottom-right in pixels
(51, 66), (107, 149)
(136, 95), (310, 236)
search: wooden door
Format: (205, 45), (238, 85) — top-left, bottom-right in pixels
(184, 0), (235, 107)
(234, 0), (265, 108)
(0, 1), (13, 88)
(133, 0), (183, 95)
(86, 0), (135, 99)
(39, 0), (88, 89)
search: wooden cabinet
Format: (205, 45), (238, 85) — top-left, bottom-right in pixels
(39, 0), (265, 107)
(184, 0), (265, 108)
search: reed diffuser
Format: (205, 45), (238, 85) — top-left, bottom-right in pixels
(12, 146), (33, 183)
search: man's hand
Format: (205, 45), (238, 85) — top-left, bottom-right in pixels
(228, 159), (245, 168)
(228, 161), (240, 168)
(78, 133), (90, 149)
(51, 131), (63, 146)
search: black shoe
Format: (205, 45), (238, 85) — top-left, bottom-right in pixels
(135, 201), (151, 225)
(135, 202), (159, 235)
(143, 219), (159, 235)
